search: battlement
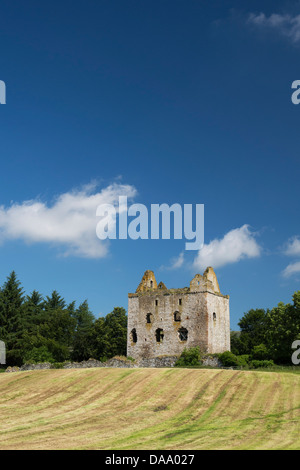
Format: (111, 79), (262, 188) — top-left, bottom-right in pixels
(128, 267), (229, 299)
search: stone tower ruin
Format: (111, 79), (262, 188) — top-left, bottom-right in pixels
(127, 267), (230, 360)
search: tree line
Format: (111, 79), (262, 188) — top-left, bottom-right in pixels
(1, 270), (299, 367)
(0, 271), (127, 366)
(231, 290), (300, 364)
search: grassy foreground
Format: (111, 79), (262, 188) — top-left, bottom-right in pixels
(0, 367), (300, 450)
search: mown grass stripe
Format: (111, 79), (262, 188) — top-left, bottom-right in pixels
(0, 368), (300, 450)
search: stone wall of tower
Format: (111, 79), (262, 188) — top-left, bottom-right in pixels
(206, 292), (230, 353)
(127, 268), (230, 361)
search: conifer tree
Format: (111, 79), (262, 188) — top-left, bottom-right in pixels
(44, 290), (66, 310)
(0, 271), (25, 365)
(71, 300), (95, 361)
(23, 290), (45, 328)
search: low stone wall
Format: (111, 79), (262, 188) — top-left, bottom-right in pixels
(63, 359), (106, 369)
(5, 354), (222, 372)
(5, 366), (21, 373)
(63, 358), (135, 369)
(6, 357), (136, 372)
(136, 356), (178, 368)
(202, 355), (222, 368)
(6, 363), (54, 372)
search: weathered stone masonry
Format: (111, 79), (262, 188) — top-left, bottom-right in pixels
(127, 267), (230, 360)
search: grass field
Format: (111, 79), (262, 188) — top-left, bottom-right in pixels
(0, 367), (300, 450)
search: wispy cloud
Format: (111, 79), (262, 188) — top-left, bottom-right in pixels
(282, 261), (300, 278)
(160, 251), (185, 271)
(283, 236), (300, 257)
(0, 182), (137, 258)
(248, 12), (300, 43)
(281, 236), (300, 277)
(193, 225), (261, 271)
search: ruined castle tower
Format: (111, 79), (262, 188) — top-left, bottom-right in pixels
(127, 268), (230, 360)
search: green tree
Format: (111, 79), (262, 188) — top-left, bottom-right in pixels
(24, 345), (55, 364)
(23, 290), (45, 329)
(237, 308), (269, 355)
(90, 316), (106, 359)
(71, 300), (95, 361)
(103, 307), (127, 358)
(266, 292), (300, 363)
(44, 290), (66, 310)
(38, 291), (76, 362)
(230, 331), (244, 355)
(251, 343), (269, 360)
(18, 291), (45, 362)
(218, 351), (239, 367)
(175, 347), (202, 367)
(90, 307), (127, 360)
(0, 272), (25, 365)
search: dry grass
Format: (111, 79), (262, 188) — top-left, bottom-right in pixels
(0, 367), (300, 450)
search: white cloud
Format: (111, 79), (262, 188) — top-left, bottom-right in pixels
(171, 251), (185, 269)
(193, 225), (261, 271)
(248, 12), (300, 43)
(283, 236), (300, 257)
(282, 261), (300, 278)
(160, 251), (185, 271)
(281, 236), (300, 278)
(0, 182), (137, 258)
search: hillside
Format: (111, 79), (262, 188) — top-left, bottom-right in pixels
(0, 367), (299, 450)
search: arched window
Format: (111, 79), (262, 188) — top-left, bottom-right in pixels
(155, 328), (164, 343)
(174, 311), (181, 322)
(146, 313), (153, 324)
(213, 312), (217, 321)
(131, 328), (137, 343)
(178, 327), (188, 341)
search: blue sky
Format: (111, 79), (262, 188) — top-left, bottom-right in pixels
(1, 0), (300, 329)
